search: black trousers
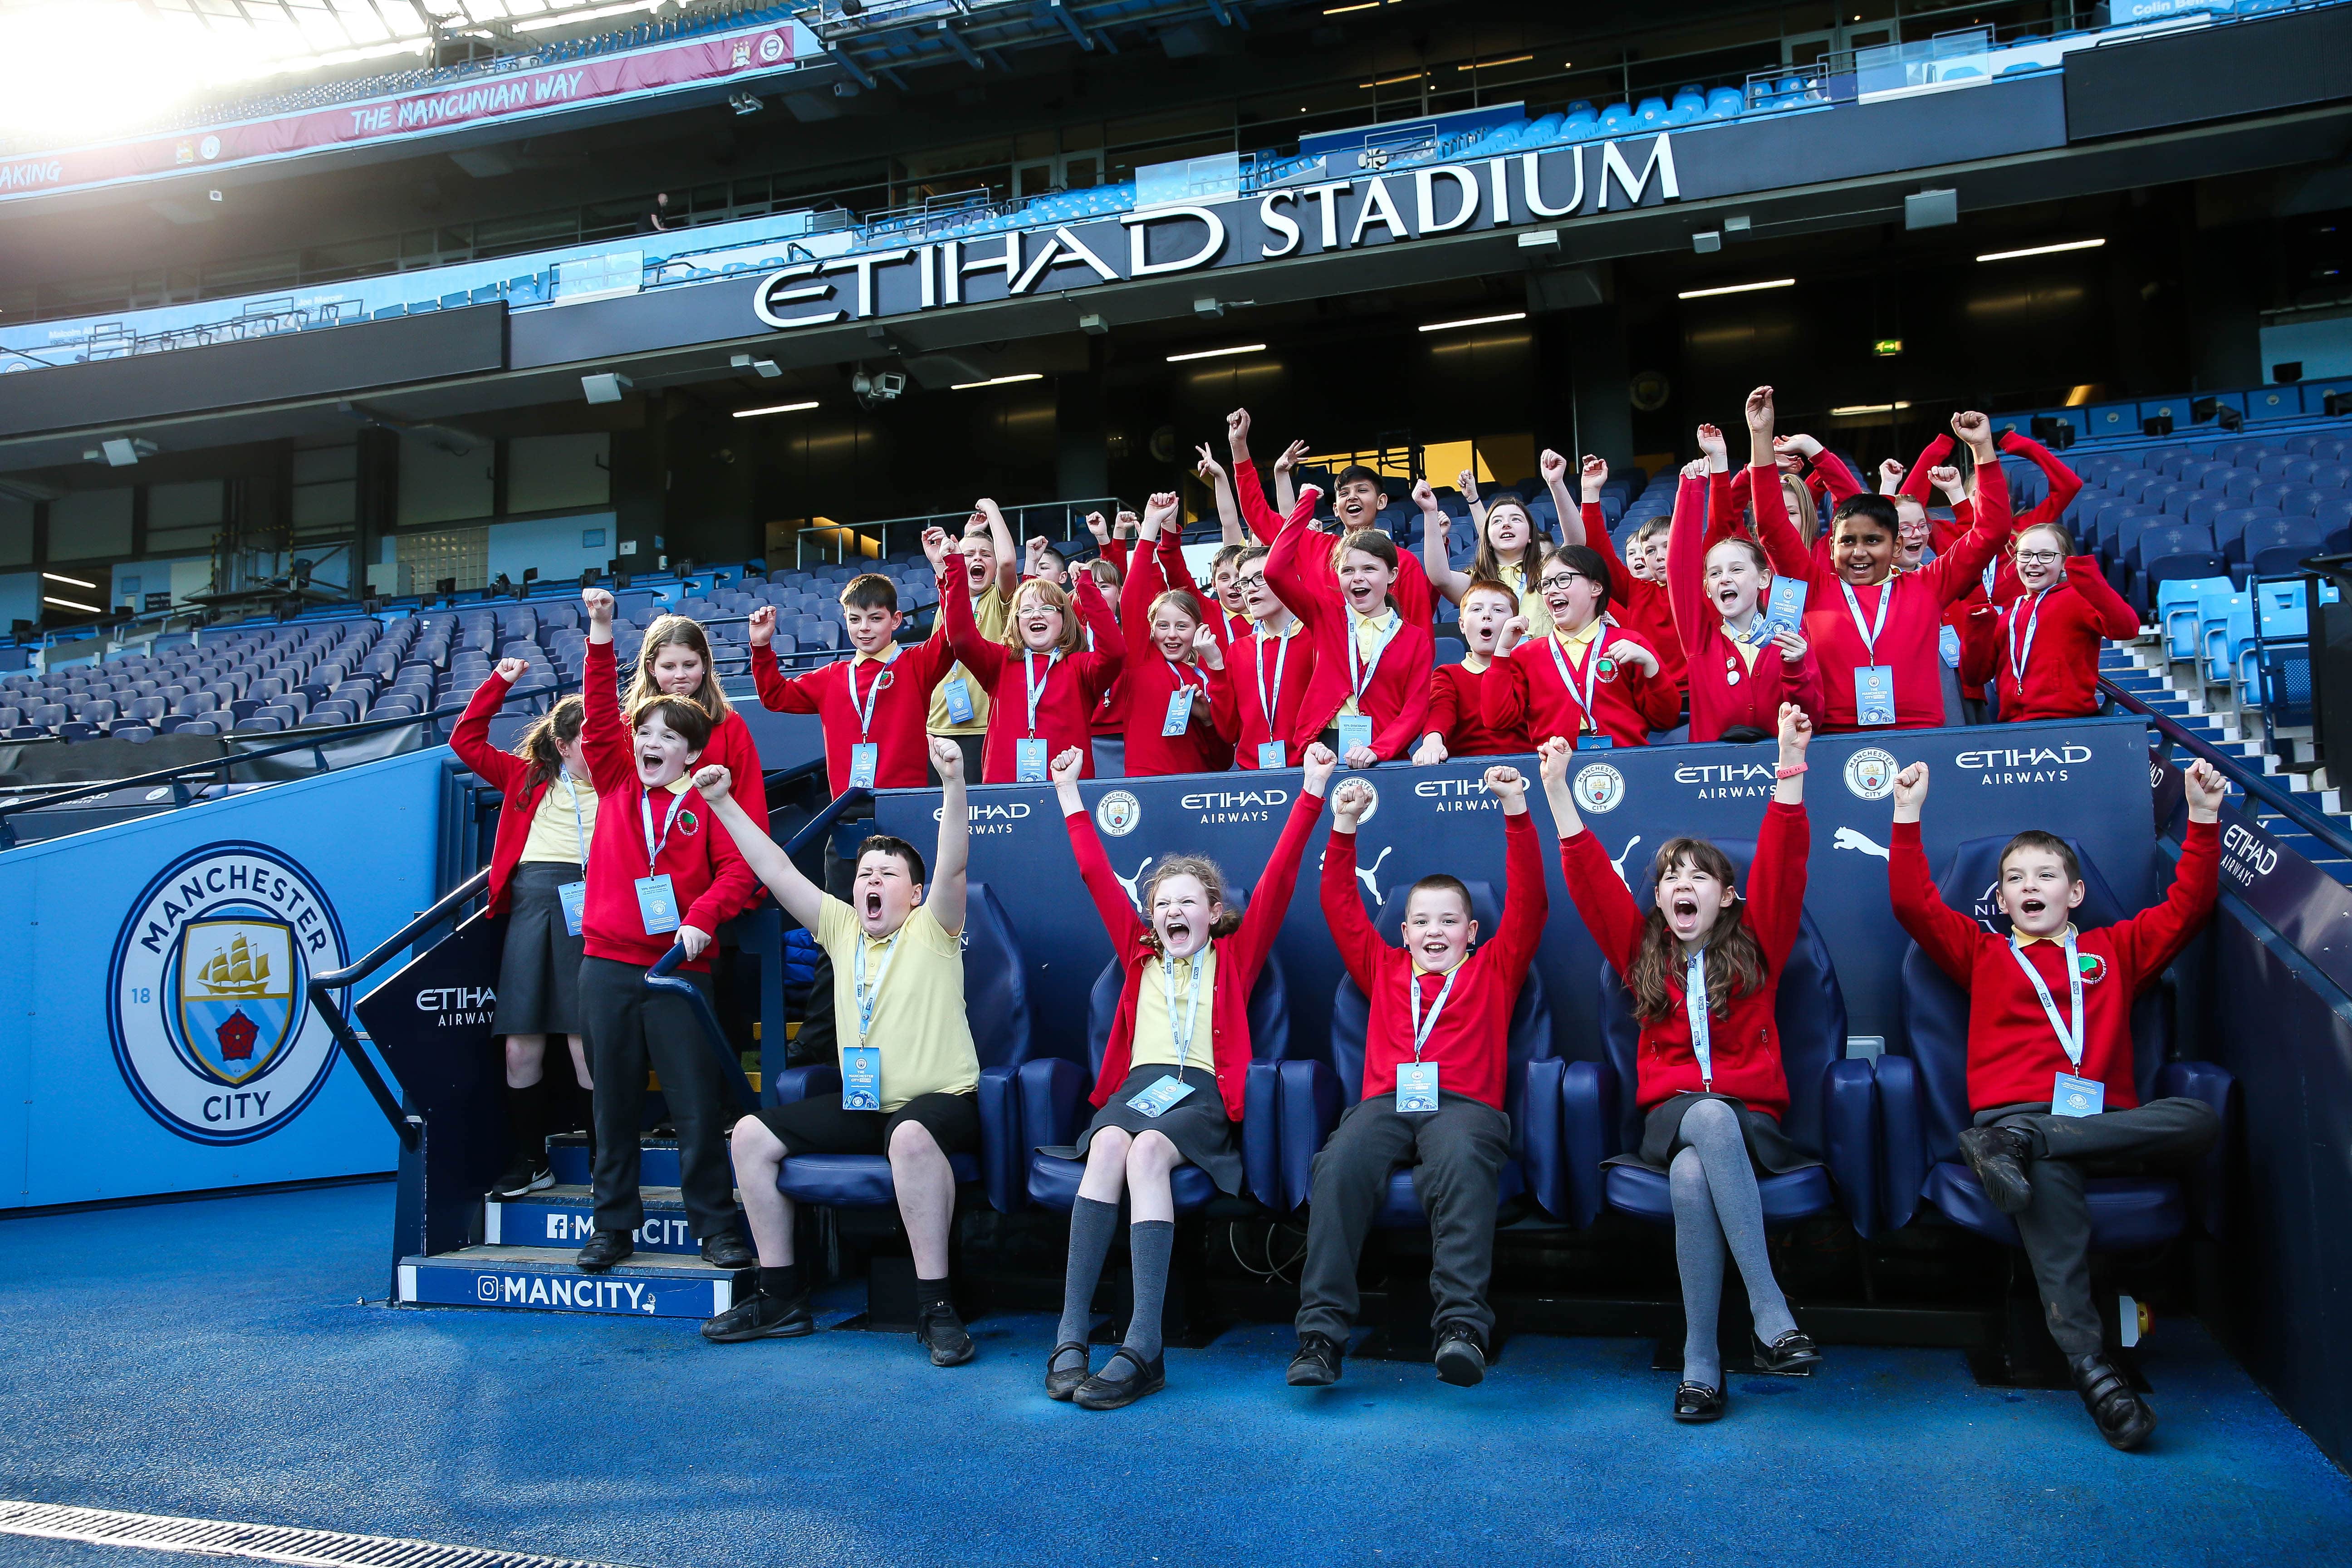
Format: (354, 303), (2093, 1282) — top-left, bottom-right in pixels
(1295, 1092), (1512, 1342)
(579, 957), (737, 1241)
(1977, 1096), (2220, 1357)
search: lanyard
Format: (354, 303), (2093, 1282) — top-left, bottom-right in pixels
(1346, 609), (1399, 702)
(2008, 930), (2086, 1071)
(2007, 589), (2048, 688)
(1838, 578), (1894, 662)
(1684, 951), (1713, 1089)
(1021, 648), (1059, 737)
(1255, 625), (1291, 726)
(638, 788), (681, 871)
(1162, 950), (1205, 1074)
(853, 931), (901, 1045)
(850, 648), (898, 742)
(1547, 629), (1606, 731)
(1164, 654), (1205, 693)
(1407, 964), (1460, 1062)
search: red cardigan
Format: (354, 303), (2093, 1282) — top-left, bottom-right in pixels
(1484, 624), (1679, 749)
(1118, 529), (1235, 776)
(450, 669), (559, 918)
(1890, 818), (2219, 1112)
(576, 639), (760, 972)
(752, 629), (957, 798)
(1234, 459), (1437, 628)
(1560, 800), (1809, 1119)
(1957, 559), (2141, 722)
(1204, 622), (1317, 768)
(1426, 659), (1524, 756)
(941, 567), (1125, 783)
(1321, 811), (1546, 1110)
(1265, 494), (1435, 755)
(1065, 785), (1326, 1118)
(1666, 470), (1825, 741)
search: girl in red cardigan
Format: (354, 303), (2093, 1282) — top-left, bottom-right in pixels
(1957, 522), (2141, 722)
(1671, 419), (1827, 743)
(1413, 579), (1527, 763)
(1265, 486), (1435, 766)
(941, 550), (1124, 783)
(1205, 545), (1318, 769)
(1484, 544), (1680, 749)
(452, 662), (595, 1197)
(1551, 456), (1689, 695)
(1119, 491), (1237, 776)
(1044, 740), (1335, 1408)
(1547, 707), (1823, 1422)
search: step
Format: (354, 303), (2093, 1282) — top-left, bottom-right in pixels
(397, 1245), (746, 1318)
(487, 1184), (725, 1254)
(550, 1132), (680, 1187)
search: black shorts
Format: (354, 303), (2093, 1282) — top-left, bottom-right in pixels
(758, 1089), (981, 1160)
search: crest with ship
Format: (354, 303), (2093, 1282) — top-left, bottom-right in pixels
(176, 920), (298, 1084)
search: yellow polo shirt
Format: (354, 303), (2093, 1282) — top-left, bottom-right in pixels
(816, 897), (980, 1112)
(1129, 947), (1218, 1075)
(519, 774), (599, 865)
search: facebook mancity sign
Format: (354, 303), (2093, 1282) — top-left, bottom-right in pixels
(107, 842), (349, 1145)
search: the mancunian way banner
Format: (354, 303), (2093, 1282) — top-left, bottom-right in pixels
(0, 18), (820, 204)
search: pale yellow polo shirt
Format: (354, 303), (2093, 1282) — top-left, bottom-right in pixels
(1129, 946), (1218, 1076)
(817, 897), (980, 1112)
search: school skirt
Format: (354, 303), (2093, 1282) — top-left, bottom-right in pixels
(1605, 1091), (1820, 1177)
(1049, 1065), (1244, 1196)
(494, 861), (585, 1037)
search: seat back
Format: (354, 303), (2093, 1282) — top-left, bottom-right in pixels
(1083, 885), (1289, 1073)
(1895, 834), (2168, 1164)
(962, 882), (1034, 1069)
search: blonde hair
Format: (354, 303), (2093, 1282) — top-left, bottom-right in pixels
(1782, 475), (1820, 547)
(628, 614), (732, 722)
(1148, 587), (1204, 630)
(1139, 855), (1244, 953)
(1011, 579), (1087, 655)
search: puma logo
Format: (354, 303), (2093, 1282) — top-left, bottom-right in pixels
(1608, 834), (1642, 887)
(1355, 844), (1393, 906)
(1114, 856), (1154, 909)
(1833, 827), (1890, 861)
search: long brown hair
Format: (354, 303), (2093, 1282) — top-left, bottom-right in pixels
(510, 695), (585, 784)
(1626, 838), (1770, 1024)
(628, 613), (732, 722)
(1011, 579), (1088, 654)
(1138, 854), (1244, 954)
(1470, 495), (1539, 586)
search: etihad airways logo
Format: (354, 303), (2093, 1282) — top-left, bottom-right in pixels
(1182, 786), (1289, 824)
(1955, 744), (2092, 770)
(1676, 760), (1776, 800)
(2221, 822), (2278, 882)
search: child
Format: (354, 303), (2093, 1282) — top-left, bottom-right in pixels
(1958, 522), (2140, 722)
(628, 610), (769, 834)
(937, 519), (1126, 783)
(694, 738), (985, 1366)
(1547, 710), (1824, 1422)
(1204, 545), (1316, 770)
(1290, 763), (1547, 1389)
(1226, 407), (1439, 630)
(928, 504), (1019, 780)
(1888, 757), (2227, 1450)
(1119, 491), (1237, 777)
(1902, 426), (2085, 605)
(1043, 741), (1336, 1407)
(1413, 579), (1527, 764)
(451, 663), (595, 1198)
(1267, 488), (1435, 767)
(572, 588), (760, 1274)
(750, 573), (958, 798)
(1552, 456), (1687, 694)
(1420, 474), (1563, 636)
(1485, 545), (1679, 749)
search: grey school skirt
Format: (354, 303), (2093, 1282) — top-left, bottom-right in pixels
(1046, 1065), (1245, 1196)
(494, 861), (585, 1037)
(1605, 1091), (1821, 1177)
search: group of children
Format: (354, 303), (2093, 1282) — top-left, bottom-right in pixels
(448, 381), (2227, 1445)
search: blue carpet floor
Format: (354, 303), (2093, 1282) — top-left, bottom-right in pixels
(0, 1181), (2346, 1568)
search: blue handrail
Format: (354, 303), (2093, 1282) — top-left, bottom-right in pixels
(2100, 678), (2352, 862)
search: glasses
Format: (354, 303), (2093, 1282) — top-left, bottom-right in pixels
(1538, 571), (1587, 593)
(2014, 549), (2063, 564)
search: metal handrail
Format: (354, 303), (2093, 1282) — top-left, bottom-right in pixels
(2099, 678), (2352, 863)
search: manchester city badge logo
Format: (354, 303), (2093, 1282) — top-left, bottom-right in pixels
(108, 843), (348, 1145)
(1096, 789), (1143, 837)
(1843, 747), (1899, 801)
(1573, 762), (1626, 814)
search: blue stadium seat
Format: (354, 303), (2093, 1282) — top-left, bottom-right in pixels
(2156, 578), (2232, 661)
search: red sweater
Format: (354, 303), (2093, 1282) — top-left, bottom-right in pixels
(1903, 431), (2083, 534)
(450, 668), (560, 917)
(1666, 470), (1826, 741)
(1559, 800), (1810, 1120)
(699, 712), (770, 837)
(577, 640), (760, 972)
(1205, 622), (1317, 768)
(752, 631), (957, 798)
(1321, 811), (1547, 1110)
(1265, 495), (1435, 755)
(1066, 785), (1325, 1118)
(1118, 530), (1235, 776)
(1426, 659), (1524, 756)
(1234, 459), (1437, 628)
(1484, 624), (1679, 749)
(1580, 500), (1688, 693)
(1890, 818), (2219, 1113)
(1957, 559), (2141, 722)
(941, 567), (1125, 783)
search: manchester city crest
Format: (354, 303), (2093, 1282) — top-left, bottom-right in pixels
(1096, 789), (1143, 837)
(108, 843), (348, 1145)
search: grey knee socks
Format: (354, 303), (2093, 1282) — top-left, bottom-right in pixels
(1056, 1197), (1119, 1373)
(1669, 1148), (1727, 1390)
(1112, 1220), (1177, 1376)
(1681, 1104), (1799, 1349)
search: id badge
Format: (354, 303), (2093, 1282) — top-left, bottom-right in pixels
(1579, 734), (1614, 750)
(842, 1045), (883, 1112)
(1256, 739), (1288, 769)
(1162, 686), (1197, 737)
(1015, 737), (1049, 783)
(1335, 714), (1374, 759)
(1938, 624), (1962, 671)
(1854, 665), (1897, 727)
(2052, 1072), (2105, 1118)
(1395, 1061), (1440, 1114)
(634, 873), (680, 935)
(556, 880), (587, 939)
(1125, 1074), (1196, 1118)
(943, 676), (975, 725)
(847, 743), (879, 789)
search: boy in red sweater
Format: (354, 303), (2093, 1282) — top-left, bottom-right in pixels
(1956, 522), (2142, 722)
(1413, 580), (1526, 763)
(750, 574), (957, 799)
(1485, 544), (1681, 748)
(1204, 545), (1317, 769)
(1888, 755), (2228, 1451)
(573, 588), (761, 1275)
(1289, 764), (1547, 1391)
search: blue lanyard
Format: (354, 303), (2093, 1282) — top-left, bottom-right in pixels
(2007, 589), (2048, 688)
(638, 788), (680, 870)
(2008, 929), (2085, 1070)
(851, 649), (897, 741)
(1838, 578), (1894, 661)
(1022, 648), (1058, 736)
(1255, 625), (1291, 725)
(1407, 964), (1460, 1062)
(1547, 629), (1605, 730)
(853, 931), (901, 1045)
(1162, 950), (1205, 1073)
(1347, 609), (1399, 701)
(1683, 950), (1712, 1088)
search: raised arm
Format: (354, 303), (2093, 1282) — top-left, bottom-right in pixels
(1230, 744), (1334, 975)
(1747, 451), (1816, 583)
(2107, 761), (2225, 988)
(1419, 480), (1470, 606)
(1886, 763), (1983, 984)
(1665, 463), (1713, 659)
(691, 764), (820, 931)
(1808, 446), (1864, 506)
(1049, 746), (1148, 953)
(980, 498), (1019, 598)
(1540, 737), (1644, 977)
(578, 593), (635, 795)
(1069, 569), (1127, 696)
(1274, 438), (1308, 517)
(1923, 421), (2012, 606)
(1195, 444), (1246, 545)
(1541, 448), (1581, 546)
(1318, 776), (1398, 991)
(923, 737), (970, 936)
(749, 612), (822, 714)
(450, 658), (534, 794)
(937, 558), (1008, 686)
(2068, 555), (2141, 639)
(1485, 767), (1548, 976)
(1899, 434), (1957, 506)
(2000, 430), (2084, 522)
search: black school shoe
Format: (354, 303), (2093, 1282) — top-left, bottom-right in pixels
(1073, 1347), (1166, 1410)
(1958, 1125), (2036, 1216)
(1045, 1343), (1092, 1401)
(700, 1231), (755, 1271)
(701, 1287), (815, 1343)
(489, 1153), (553, 1200)
(1433, 1321), (1488, 1387)
(1287, 1331), (1343, 1387)
(575, 1230), (633, 1272)
(1673, 1381), (1726, 1423)
(2071, 1354), (2157, 1451)
(1752, 1329), (1823, 1375)
(916, 1300), (975, 1367)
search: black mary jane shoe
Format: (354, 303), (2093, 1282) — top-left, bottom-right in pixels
(1045, 1342), (1092, 1401)
(1673, 1381), (1725, 1423)
(1073, 1347), (1166, 1411)
(1752, 1329), (1823, 1376)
